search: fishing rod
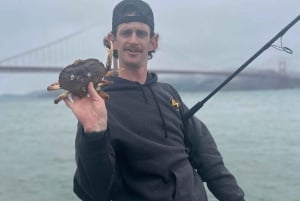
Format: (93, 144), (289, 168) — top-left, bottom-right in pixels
(183, 14), (300, 121)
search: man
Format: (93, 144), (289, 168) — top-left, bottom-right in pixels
(64, 0), (245, 200)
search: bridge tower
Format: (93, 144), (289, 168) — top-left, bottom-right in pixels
(278, 59), (288, 88)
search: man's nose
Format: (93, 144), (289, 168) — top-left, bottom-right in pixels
(128, 33), (138, 43)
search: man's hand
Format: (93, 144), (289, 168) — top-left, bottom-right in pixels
(64, 82), (107, 133)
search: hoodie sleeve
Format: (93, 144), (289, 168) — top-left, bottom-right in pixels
(73, 123), (116, 201)
(183, 112), (245, 201)
(165, 85), (245, 201)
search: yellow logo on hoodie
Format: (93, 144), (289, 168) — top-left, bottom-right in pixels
(170, 98), (181, 111)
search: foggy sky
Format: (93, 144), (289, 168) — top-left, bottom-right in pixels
(0, 0), (299, 94)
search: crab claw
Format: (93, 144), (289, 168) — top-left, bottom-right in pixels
(47, 81), (61, 91)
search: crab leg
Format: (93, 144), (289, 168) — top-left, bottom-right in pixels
(54, 91), (70, 104)
(99, 80), (113, 85)
(105, 40), (114, 70)
(97, 91), (109, 100)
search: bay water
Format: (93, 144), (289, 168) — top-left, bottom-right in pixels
(0, 89), (299, 201)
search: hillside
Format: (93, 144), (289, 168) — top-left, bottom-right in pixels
(1, 70), (300, 98)
(162, 70), (300, 92)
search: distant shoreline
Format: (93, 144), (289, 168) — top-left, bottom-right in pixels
(1, 70), (300, 98)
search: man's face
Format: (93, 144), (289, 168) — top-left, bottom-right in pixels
(112, 22), (157, 69)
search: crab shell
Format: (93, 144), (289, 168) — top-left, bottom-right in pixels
(59, 58), (108, 97)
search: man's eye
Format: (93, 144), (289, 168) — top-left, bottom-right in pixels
(136, 31), (147, 37)
(121, 30), (132, 37)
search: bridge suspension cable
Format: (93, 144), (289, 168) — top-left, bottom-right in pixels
(0, 24), (103, 67)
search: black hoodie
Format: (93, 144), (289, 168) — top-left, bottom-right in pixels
(73, 72), (245, 201)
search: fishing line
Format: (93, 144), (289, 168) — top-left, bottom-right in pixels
(183, 14), (300, 121)
(271, 36), (293, 54)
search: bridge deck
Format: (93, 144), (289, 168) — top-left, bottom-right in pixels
(0, 65), (284, 78)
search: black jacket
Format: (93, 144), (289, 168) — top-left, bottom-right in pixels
(73, 72), (245, 201)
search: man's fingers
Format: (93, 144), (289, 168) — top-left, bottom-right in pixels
(72, 95), (80, 102)
(63, 83), (101, 109)
(63, 97), (72, 108)
(87, 82), (100, 99)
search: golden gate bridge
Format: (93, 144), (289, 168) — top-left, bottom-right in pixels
(0, 25), (295, 84)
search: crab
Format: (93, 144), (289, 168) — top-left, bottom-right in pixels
(47, 40), (116, 104)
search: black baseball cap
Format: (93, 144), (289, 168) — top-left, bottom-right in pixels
(112, 0), (155, 35)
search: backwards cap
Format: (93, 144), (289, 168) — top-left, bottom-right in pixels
(112, 0), (155, 35)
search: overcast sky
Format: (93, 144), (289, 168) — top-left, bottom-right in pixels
(0, 0), (299, 94)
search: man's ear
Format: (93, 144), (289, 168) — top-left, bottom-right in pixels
(149, 34), (159, 51)
(108, 32), (115, 42)
(107, 32), (116, 48)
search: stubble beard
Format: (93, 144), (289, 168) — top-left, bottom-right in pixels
(120, 50), (147, 70)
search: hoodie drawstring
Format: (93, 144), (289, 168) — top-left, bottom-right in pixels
(148, 86), (168, 138)
(138, 84), (149, 103)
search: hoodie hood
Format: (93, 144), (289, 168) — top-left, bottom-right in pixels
(103, 72), (158, 91)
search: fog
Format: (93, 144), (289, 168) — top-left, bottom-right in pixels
(0, 0), (299, 94)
